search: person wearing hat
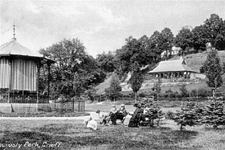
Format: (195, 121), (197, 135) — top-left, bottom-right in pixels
(114, 104), (128, 124)
(128, 103), (143, 127)
(118, 104), (128, 117)
(109, 105), (118, 125)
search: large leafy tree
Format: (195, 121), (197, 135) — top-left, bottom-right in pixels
(191, 25), (209, 52)
(201, 48), (223, 97)
(204, 14), (225, 50)
(174, 27), (194, 55)
(39, 38), (106, 100)
(96, 51), (115, 73)
(114, 36), (160, 102)
(192, 14), (225, 52)
(158, 28), (174, 60)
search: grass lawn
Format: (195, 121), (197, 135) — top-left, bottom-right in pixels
(0, 119), (225, 150)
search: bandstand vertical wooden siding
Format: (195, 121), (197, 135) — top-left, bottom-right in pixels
(0, 58), (10, 88)
(0, 38), (54, 103)
(11, 59), (37, 91)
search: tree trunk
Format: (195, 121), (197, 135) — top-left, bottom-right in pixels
(72, 99), (75, 111)
(134, 92), (137, 103)
(212, 88), (216, 99)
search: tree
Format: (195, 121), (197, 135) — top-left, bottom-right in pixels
(192, 25), (209, 52)
(171, 102), (203, 130)
(105, 74), (122, 101)
(114, 36), (160, 102)
(204, 14), (225, 50)
(202, 101), (225, 129)
(39, 38), (106, 103)
(179, 84), (189, 97)
(152, 77), (162, 101)
(158, 28), (174, 60)
(129, 62), (144, 103)
(201, 48), (223, 97)
(174, 27), (194, 55)
(96, 51), (115, 72)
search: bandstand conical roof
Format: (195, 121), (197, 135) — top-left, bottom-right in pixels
(0, 39), (43, 58)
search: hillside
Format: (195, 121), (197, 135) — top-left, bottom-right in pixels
(95, 51), (225, 95)
(184, 51), (225, 72)
(95, 75), (112, 95)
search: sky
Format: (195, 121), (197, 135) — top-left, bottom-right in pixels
(1, 0), (225, 57)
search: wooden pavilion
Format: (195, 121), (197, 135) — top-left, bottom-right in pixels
(0, 26), (54, 104)
(148, 57), (197, 79)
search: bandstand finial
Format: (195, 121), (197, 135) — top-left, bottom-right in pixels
(12, 22), (16, 41)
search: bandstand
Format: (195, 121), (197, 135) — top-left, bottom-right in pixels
(0, 26), (54, 112)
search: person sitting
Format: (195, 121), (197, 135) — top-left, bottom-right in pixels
(96, 110), (110, 126)
(84, 117), (98, 130)
(109, 105), (118, 125)
(128, 103), (143, 127)
(116, 104), (129, 124)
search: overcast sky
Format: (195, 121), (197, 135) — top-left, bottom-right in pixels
(1, 0), (225, 57)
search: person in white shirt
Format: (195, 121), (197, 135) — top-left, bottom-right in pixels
(96, 110), (110, 126)
(84, 117), (98, 130)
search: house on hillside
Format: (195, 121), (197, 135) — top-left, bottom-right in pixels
(160, 46), (181, 59)
(148, 57), (200, 80)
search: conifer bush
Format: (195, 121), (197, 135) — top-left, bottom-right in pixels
(140, 98), (164, 127)
(171, 102), (203, 130)
(201, 100), (225, 129)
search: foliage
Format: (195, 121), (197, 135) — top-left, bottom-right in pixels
(96, 51), (115, 72)
(152, 78), (162, 100)
(201, 101), (225, 129)
(39, 38), (106, 100)
(85, 87), (96, 102)
(158, 28), (174, 60)
(177, 14), (225, 53)
(171, 102), (203, 130)
(189, 89), (197, 97)
(114, 36), (160, 101)
(129, 63), (144, 102)
(179, 84), (189, 97)
(201, 48), (223, 91)
(140, 98), (164, 127)
(164, 89), (179, 98)
(192, 25), (209, 51)
(105, 74), (122, 101)
(197, 88), (211, 97)
(174, 27), (194, 55)
(204, 14), (225, 50)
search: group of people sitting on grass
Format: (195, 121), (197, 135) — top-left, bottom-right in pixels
(85, 102), (155, 130)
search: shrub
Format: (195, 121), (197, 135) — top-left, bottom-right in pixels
(138, 92), (147, 97)
(139, 98), (164, 127)
(165, 111), (175, 119)
(179, 84), (189, 97)
(171, 102), (203, 130)
(105, 74), (122, 101)
(198, 88), (211, 97)
(201, 101), (225, 129)
(190, 89), (197, 97)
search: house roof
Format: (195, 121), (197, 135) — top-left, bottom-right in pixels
(0, 39), (43, 58)
(148, 57), (197, 73)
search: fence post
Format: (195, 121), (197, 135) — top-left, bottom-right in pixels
(78, 100), (85, 113)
